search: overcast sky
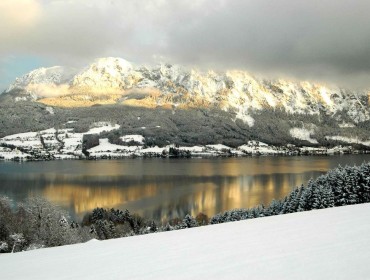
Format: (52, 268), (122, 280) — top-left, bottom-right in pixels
(1, 0), (370, 91)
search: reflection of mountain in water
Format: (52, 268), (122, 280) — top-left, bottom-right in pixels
(1, 155), (369, 221)
(2, 173), (321, 221)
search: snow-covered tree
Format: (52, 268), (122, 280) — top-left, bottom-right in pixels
(178, 214), (198, 229)
(23, 197), (79, 247)
(266, 199), (283, 216)
(312, 185), (334, 209)
(10, 233), (25, 253)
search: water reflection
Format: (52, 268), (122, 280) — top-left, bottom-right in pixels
(0, 155), (369, 221)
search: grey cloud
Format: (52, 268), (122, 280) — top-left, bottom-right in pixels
(1, 0), (370, 89)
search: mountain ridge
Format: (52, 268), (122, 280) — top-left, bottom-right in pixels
(3, 57), (369, 125)
(1, 57), (370, 155)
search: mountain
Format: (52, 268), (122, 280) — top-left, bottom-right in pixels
(3, 57), (369, 124)
(1, 57), (370, 151)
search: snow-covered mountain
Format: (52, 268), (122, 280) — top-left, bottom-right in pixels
(4, 57), (370, 123)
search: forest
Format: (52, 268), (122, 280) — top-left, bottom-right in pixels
(1, 100), (370, 149)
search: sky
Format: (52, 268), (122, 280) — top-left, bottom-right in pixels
(1, 0), (370, 91)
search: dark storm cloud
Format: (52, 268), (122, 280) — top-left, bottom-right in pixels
(1, 0), (370, 88)
(165, 0), (370, 88)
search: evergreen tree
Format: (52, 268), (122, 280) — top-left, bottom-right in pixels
(266, 199), (283, 216)
(179, 214), (198, 229)
(311, 184), (334, 209)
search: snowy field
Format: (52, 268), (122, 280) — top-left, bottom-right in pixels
(1, 203), (370, 279)
(1, 120), (362, 160)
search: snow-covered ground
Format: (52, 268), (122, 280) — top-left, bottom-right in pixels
(88, 138), (139, 156)
(326, 135), (370, 147)
(239, 140), (284, 155)
(0, 121), (362, 161)
(1, 203), (370, 279)
(0, 123), (122, 159)
(290, 127), (318, 144)
(120, 134), (145, 144)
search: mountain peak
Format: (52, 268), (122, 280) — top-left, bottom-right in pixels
(6, 65), (77, 93)
(69, 57), (134, 92)
(91, 57), (133, 71)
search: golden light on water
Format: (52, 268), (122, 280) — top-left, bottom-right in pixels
(3, 155), (361, 221)
(41, 171), (326, 220)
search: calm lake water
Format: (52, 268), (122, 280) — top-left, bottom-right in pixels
(0, 155), (369, 222)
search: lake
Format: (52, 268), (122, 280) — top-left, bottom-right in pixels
(0, 154), (369, 222)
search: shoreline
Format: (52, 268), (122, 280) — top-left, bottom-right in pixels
(1, 147), (369, 162)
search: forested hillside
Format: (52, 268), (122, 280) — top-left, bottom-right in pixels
(1, 100), (370, 148)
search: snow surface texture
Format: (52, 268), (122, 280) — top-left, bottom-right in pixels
(1, 204), (370, 279)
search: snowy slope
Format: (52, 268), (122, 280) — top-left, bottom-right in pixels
(71, 57), (134, 93)
(1, 203), (370, 280)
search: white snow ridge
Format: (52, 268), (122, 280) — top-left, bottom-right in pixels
(1, 204), (370, 279)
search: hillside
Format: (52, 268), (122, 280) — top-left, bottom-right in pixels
(1, 203), (369, 279)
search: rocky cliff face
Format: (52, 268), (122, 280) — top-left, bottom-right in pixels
(4, 57), (370, 124)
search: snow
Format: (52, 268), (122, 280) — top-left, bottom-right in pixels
(319, 86), (333, 107)
(290, 127), (318, 144)
(238, 144), (281, 155)
(238, 141), (282, 155)
(62, 133), (83, 155)
(54, 154), (78, 160)
(338, 122), (355, 128)
(1, 140), (42, 148)
(71, 57), (133, 92)
(40, 128), (57, 134)
(326, 136), (370, 147)
(0, 150), (30, 160)
(178, 146), (205, 152)
(248, 140), (268, 146)
(1, 204), (370, 279)
(45, 107), (54, 115)
(206, 144), (231, 151)
(61, 124), (120, 155)
(120, 135), (145, 144)
(6, 56), (370, 123)
(141, 146), (166, 154)
(3, 131), (38, 140)
(0, 123), (121, 159)
(85, 124), (120, 135)
(235, 109), (255, 127)
(88, 139), (138, 155)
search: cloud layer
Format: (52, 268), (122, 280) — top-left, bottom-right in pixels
(1, 0), (370, 89)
